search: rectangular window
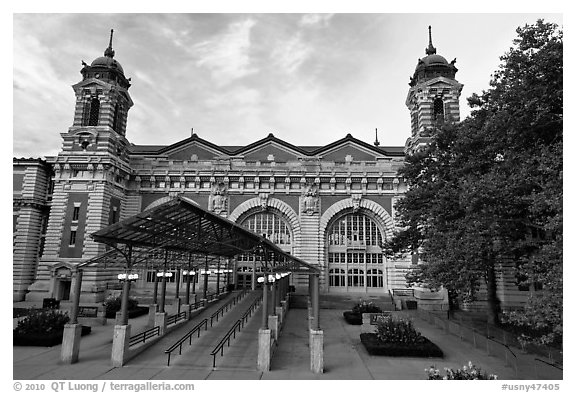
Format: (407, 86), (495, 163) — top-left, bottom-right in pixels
(72, 206), (80, 221)
(112, 206), (118, 224)
(69, 230), (77, 246)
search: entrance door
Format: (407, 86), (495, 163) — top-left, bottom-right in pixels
(236, 274), (252, 289)
(58, 280), (71, 300)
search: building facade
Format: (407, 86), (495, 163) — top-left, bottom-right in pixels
(15, 28), (523, 309)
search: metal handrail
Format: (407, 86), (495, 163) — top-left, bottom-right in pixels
(421, 309), (519, 374)
(535, 357), (563, 370)
(210, 290), (247, 327)
(166, 311), (187, 326)
(164, 318), (208, 366)
(190, 300), (204, 310)
(129, 325), (160, 348)
(210, 294), (262, 368)
(392, 288), (414, 297)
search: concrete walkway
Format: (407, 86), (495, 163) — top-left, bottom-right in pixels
(13, 295), (559, 380)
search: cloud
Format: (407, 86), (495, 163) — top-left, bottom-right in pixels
(299, 14), (334, 28)
(192, 18), (257, 86)
(271, 34), (313, 75)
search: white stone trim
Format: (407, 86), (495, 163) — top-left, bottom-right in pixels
(229, 197), (301, 242)
(319, 197), (395, 241)
(143, 196), (172, 211)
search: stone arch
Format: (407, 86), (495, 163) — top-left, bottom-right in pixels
(143, 196), (172, 211)
(320, 197), (395, 242)
(229, 197), (301, 244)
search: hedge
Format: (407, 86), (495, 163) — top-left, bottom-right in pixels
(14, 325), (91, 347)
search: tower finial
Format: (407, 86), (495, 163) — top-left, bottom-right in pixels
(374, 128), (380, 147)
(104, 29), (115, 58)
(425, 25), (436, 55)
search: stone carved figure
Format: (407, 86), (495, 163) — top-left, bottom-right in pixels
(301, 184), (319, 215)
(351, 194), (362, 213)
(209, 182), (228, 214)
(259, 193), (269, 211)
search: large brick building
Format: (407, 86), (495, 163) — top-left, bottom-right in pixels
(16, 28), (526, 310)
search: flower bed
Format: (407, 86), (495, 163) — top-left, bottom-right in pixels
(105, 306), (149, 319)
(426, 361), (497, 379)
(103, 296), (149, 319)
(343, 300), (382, 325)
(360, 314), (443, 357)
(360, 333), (443, 357)
(343, 311), (363, 325)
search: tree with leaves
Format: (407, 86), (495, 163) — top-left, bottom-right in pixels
(386, 20), (562, 343)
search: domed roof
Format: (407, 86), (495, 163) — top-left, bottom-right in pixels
(409, 26), (458, 87)
(421, 54), (448, 66)
(90, 55), (124, 74)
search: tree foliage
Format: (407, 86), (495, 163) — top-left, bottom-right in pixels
(386, 20), (562, 343)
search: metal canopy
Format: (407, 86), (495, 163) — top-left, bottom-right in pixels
(88, 195), (319, 274)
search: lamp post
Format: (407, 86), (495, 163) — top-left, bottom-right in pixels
(157, 271), (173, 313)
(203, 256), (209, 299)
(182, 269), (196, 305)
(117, 272), (139, 325)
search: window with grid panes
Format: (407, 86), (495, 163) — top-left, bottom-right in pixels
(236, 211), (292, 263)
(327, 213), (385, 290)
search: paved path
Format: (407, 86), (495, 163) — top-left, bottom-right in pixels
(13, 295), (560, 380)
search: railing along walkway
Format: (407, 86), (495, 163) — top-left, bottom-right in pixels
(121, 290), (245, 367)
(416, 309), (562, 379)
(164, 319), (208, 366)
(162, 290), (252, 367)
(210, 294), (262, 368)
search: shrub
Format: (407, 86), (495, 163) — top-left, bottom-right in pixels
(375, 315), (425, 345)
(14, 309), (70, 335)
(103, 295), (138, 316)
(426, 361), (498, 380)
(352, 300), (382, 314)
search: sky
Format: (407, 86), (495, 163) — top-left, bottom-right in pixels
(12, 11), (563, 158)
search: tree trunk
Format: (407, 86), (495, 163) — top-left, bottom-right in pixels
(485, 263), (500, 326)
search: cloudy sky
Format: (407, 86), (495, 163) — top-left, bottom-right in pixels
(13, 12), (563, 158)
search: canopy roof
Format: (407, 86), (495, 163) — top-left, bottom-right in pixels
(87, 195), (319, 274)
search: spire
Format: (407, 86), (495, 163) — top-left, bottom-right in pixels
(104, 29), (115, 58)
(374, 128), (380, 147)
(425, 25), (436, 55)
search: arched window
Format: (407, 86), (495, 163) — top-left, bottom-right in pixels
(327, 212), (386, 291)
(433, 97), (444, 122)
(236, 211), (292, 262)
(241, 212), (292, 246)
(82, 97), (100, 126)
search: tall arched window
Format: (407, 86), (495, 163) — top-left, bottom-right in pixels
(326, 212), (386, 292)
(82, 97), (100, 126)
(235, 211), (293, 289)
(433, 97), (444, 122)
